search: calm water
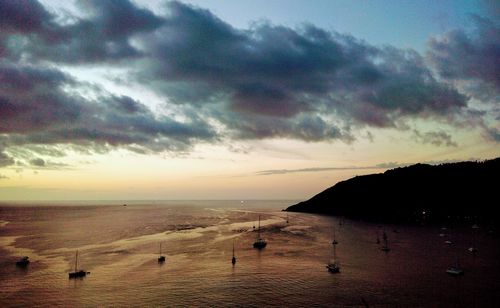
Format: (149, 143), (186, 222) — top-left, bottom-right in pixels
(1, 200), (499, 307)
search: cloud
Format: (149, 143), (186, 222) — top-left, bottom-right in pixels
(1, 0), (164, 63)
(484, 127), (500, 142)
(0, 0), (497, 164)
(256, 165), (386, 176)
(27, 157), (71, 170)
(256, 159), (481, 176)
(427, 15), (500, 103)
(374, 162), (412, 169)
(0, 62), (217, 157)
(30, 158), (45, 167)
(0, 150), (14, 167)
(413, 130), (458, 147)
(133, 1), (469, 141)
(0, 0), (52, 34)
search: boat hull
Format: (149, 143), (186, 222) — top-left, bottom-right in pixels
(253, 241), (267, 249)
(326, 265), (340, 273)
(16, 257), (30, 267)
(69, 270), (87, 279)
(446, 268), (464, 276)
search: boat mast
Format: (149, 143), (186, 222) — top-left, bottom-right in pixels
(258, 215), (261, 239)
(232, 240), (235, 258)
(75, 250), (78, 272)
(333, 242), (337, 261)
(160, 243), (162, 257)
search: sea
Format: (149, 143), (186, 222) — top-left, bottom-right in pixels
(1, 200), (499, 307)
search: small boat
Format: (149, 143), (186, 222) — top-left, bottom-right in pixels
(326, 261), (340, 273)
(158, 243), (166, 263)
(380, 230), (390, 252)
(468, 224), (479, 253)
(16, 256), (30, 267)
(446, 266), (464, 275)
(445, 240), (453, 245)
(68, 250), (88, 279)
(326, 242), (340, 273)
(231, 240), (236, 265)
(253, 215), (267, 249)
(446, 257), (464, 276)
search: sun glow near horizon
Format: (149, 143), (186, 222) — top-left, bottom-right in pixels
(0, 0), (499, 200)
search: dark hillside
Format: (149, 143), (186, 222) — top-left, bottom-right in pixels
(286, 158), (500, 225)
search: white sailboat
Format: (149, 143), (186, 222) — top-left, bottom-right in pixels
(446, 255), (464, 276)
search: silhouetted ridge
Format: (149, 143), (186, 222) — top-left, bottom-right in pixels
(286, 158), (500, 225)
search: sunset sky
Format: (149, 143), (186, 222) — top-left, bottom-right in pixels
(0, 0), (499, 200)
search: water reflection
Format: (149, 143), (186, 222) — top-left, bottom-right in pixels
(0, 201), (499, 307)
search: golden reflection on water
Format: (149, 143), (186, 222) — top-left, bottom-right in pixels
(1, 201), (500, 307)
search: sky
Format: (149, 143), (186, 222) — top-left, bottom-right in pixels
(0, 0), (499, 200)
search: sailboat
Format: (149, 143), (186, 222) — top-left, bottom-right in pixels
(380, 230), (390, 252)
(16, 256), (30, 267)
(68, 250), (88, 278)
(446, 255), (464, 276)
(326, 241), (340, 273)
(253, 215), (267, 249)
(332, 226), (338, 245)
(231, 240), (236, 265)
(468, 224), (479, 253)
(158, 243), (166, 263)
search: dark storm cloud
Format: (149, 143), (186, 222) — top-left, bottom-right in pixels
(427, 16), (500, 102)
(0, 62), (217, 162)
(0, 0), (497, 162)
(1, 0), (164, 63)
(137, 1), (469, 134)
(0, 0), (52, 34)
